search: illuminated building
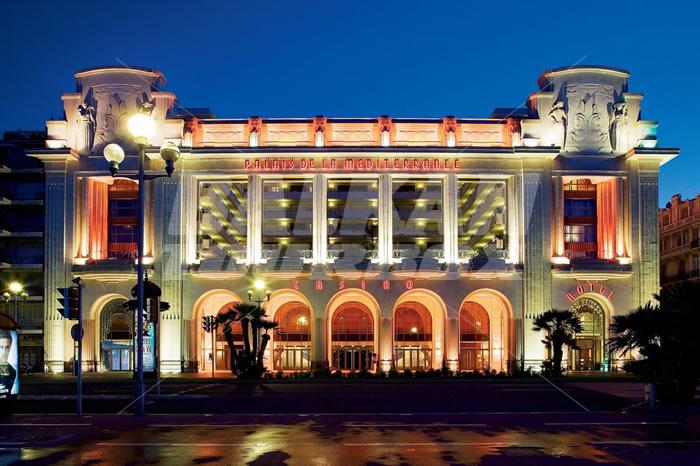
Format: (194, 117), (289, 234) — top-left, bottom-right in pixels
(660, 194), (700, 285)
(28, 65), (677, 373)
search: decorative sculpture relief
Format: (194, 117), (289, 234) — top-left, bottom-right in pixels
(548, 101), (567, 148)
(565, 84), (613, 153)
(77, 100), (96, 152)
(92, 84), (143, 148)
(609, 102), (629, 153)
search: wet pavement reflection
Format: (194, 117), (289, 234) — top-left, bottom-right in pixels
(1, 412), (699, 465)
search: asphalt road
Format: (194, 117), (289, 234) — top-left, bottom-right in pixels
(15, 377), (645, 414)
(2, 378), (699, 464)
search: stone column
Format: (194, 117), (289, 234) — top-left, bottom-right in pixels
(443, 174), (457, 266)
(520, 165), (552, 368)
(616, 176), (628, 258)
(34, 152), (78, 372)
(312, 316), (327, 369)
(444, 316), (460, 371)
(248, 175), (263, 264)
(379, 316), (393, 372)
(634, 165), (660, 305)
(313, 174), (328, 265)
(378, 174), (392, 264)
(153, 173), (184, 373)
(551, 176), (564, 258)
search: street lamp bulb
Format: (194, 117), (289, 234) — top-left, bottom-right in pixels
(20, 291), (29, 299)
(254, 279), (265, 291)
(128, 113), (156, 144)
(103, 143), (125, 176)
(2, 292), (9, 301)
(9, 282), (22, 294)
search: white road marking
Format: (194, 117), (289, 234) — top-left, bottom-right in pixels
(345, 423), (487, 427)
(591, 440), (700, 445)
(343, 442), (517, 447)
(0, 423), (92, 426)
(546, 421), (679, 426)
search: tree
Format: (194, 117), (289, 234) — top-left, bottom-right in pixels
(609, 282), (700, 403)
(217, 302), (278, 379)
(532, 309), (583, 376)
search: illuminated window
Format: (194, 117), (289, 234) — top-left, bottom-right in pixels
(107, 179), (138, 258)
(327, 179), (378, 262)
(563, 179), (597, 260)
(392, 179), (443, 260)
(273, 302), (311, 371)
(262, 179), (313, 262)
(457, 180), (506, 260)
(198, 180), (248, 262)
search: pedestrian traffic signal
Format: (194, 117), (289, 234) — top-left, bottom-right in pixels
(57, 286), (80, 320)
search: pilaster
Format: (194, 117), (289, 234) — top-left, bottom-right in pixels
(443, 174), (458, 265)
(378, 174), (393, 264)
(313, 174), (328, 265)
(153, 173), (184, 373)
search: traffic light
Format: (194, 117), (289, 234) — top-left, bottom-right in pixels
(147, 298), (170, 322)
(202, 315), (211, 333)
(57, 286), (80, 320)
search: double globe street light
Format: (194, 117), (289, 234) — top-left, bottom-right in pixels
(103, 111), (180, 415)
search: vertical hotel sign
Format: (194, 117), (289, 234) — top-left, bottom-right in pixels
(244, 157), (461, 172)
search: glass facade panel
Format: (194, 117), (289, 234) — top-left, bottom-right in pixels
(198, 179), (248, 262)
(456, 180), (506, 261)
(262, 179), (313, 262)
(327, 178), (378, 262)
(392, 179), (443, 261)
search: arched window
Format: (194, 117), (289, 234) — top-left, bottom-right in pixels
(394, 302), (432, 342)
(332, 303), (373, 342)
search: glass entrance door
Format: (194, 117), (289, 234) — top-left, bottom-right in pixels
(332, 346), (373, 371)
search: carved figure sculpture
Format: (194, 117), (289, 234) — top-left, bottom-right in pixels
(548, 101), (567, 147)
(609, 102), (629, 152)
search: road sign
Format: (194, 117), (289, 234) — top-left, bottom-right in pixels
(70, 324), (84, 341)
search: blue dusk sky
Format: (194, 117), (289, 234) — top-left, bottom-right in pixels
(3, 0), (698, 205)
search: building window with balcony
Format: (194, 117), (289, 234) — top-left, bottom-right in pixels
(562, 178), (618, 261)
(262, 179), (313, 265)
(327, 179), (378, 265)
(457, 180), (507, 262)
(391, 179), (443, 265)
(107, 180), (138, 258)
(197, 179), (248, 264)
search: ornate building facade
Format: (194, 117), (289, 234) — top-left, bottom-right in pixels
(660, 194), (700, 285)
(28, 65), (677, 374)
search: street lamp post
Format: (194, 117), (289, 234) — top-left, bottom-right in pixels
(247, 279), (272, 310)
(4, 282), (28, 323)
(103, 112), (180, 416)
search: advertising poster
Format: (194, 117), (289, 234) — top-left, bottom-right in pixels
(143, 323), (155, 372)
(0, 329), (19, 398)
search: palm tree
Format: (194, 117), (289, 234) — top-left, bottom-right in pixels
(609, 282), (700, 403)
(532, 309), (583, 376)
(217, 302), (275, 378)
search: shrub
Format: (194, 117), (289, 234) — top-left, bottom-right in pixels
(403, 369), (414, 379)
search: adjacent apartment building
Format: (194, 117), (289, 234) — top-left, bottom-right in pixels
(26, 65), (677, 374)
(660, 194), (700, 285)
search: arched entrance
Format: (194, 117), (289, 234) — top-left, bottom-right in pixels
(392, 289), (447, 370)
(326, 289), (381, 371)
(569, 296), (608, 371)
(99, 297), (132, 371)
(458, 289), (512, 372)
(331, 302), (374, 371)
(459, 302), (490, 371)
(192, 289), (242, 373)
(394, 302), (432, 370)
(272, 301), (311, 371)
